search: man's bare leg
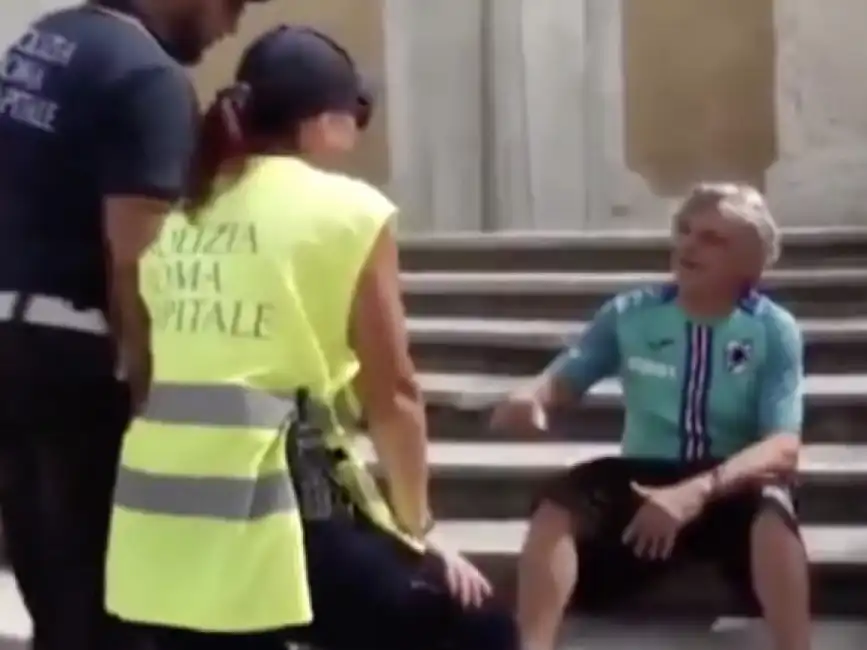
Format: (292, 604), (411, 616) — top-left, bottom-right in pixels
(751, 510), (811, 650)
(516, 500), (578, 650)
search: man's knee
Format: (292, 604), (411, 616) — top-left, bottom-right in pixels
(527, 457), (630, 542)
(750, 502), (804, 559)
(520, 499), (578, 579)
(745, 483), (801, 549)
(717, 489), (805, 606)
(528, 498), (575, 538)
(745, 503), (810, 624)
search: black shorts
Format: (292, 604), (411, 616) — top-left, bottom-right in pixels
(537, 456), (801, 612)
(287, 516), (518, 650)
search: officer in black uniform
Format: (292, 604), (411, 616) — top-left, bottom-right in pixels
(0, 1), (266, 648)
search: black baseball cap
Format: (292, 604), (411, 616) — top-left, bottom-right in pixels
(235, 25), (373, 130)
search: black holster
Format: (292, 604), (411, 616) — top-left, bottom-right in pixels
(284, 388), (353, 521)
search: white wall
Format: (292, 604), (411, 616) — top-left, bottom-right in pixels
(1, 1), (76, 50)
(766, 0), (867, 227)
(10, 0), (867, 232)
(384, 0), (867, 232)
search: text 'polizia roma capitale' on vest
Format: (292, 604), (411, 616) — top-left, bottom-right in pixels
(142, 222), (275, 340)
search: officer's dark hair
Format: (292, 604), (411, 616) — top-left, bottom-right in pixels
(185, 25), (372, 217)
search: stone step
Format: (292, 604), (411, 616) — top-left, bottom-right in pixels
(402, 269), (867, 319)
(549, 618), (867, 650)
(437, 520), (867, 616)
(0, 569), (863, 649)
(357, 440), (867, 524)
(417, 372), (867, 444)
(0, 573), (860, 650)
(409, 316), (867, 375)
(399, 227), (867, 272)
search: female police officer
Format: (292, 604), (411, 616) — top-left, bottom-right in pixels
(105, 25), (518, 650)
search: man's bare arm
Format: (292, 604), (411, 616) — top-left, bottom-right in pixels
(521, 350), (589, 408)
(523, 300), (622, 408)
(98, 65), (198, 407)
(697, 433), (800, 498)
(103, 197), (171, 403)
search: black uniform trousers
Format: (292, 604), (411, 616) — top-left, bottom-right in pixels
(0, 320), (131, 650)
(287, 515), (519, 650)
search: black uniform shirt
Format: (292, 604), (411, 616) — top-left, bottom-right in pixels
(0, 6), (197, 310)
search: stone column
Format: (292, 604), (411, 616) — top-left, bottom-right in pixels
(483, 0), (532, 231)
(486, 0), (590, 230)
(583, 0), (677, 229)
(586, 0), (777, 229)
(383, 0), (485, 232)
(766, 0), (867, 226)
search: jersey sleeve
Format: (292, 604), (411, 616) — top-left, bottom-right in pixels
(757, 308), (804, 436)
(547, 298), (621, 395)
(98, 66), (198, 201)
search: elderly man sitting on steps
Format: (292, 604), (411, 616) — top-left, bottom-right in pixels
(492, 183), (810, 650)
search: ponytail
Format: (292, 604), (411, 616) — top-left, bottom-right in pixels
(185, 83), (251, 219)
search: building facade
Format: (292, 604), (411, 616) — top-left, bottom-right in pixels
(5, 0), (867, 232)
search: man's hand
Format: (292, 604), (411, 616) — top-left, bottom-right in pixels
(122, 341), (152, 414)
(109, 284), (153, 414)
(622, 478), (711, 560)
(490, 391), (548, 432)
(427, 539), (492, 608)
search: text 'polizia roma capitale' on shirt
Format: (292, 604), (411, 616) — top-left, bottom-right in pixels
(0, 27), (77, 133)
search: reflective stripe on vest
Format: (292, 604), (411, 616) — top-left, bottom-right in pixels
(114, 469), (295, 520)
(140, 382), (357, 430)
(115, 383), (304, 521)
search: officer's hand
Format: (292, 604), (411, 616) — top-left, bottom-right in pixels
(490, 391), (548, 433)
(433, 545), (492, 608)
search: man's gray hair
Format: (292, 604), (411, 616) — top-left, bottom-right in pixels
(672, 182), (781, 269)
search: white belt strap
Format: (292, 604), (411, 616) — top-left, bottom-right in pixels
(0, 292), (109, 335)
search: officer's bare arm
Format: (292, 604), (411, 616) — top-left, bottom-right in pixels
(351, 225), (430, 538)
(100, 66), (197, 408)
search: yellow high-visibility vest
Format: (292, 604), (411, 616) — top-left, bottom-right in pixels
(105, 155), (420, 633)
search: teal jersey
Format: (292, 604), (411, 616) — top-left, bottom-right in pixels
(552, 284), (804, 461)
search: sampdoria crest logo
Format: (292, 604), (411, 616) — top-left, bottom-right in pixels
(725, 339), (752, 374)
